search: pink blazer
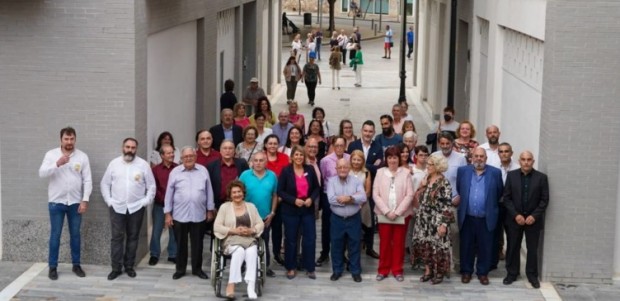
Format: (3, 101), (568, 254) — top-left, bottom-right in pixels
(372, 167), (415, 217)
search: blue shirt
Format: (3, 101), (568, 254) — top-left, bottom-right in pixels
(326, 175), (367, 218)
(375, 133), (402, 151)
(407, 31), (414, 44)
(164, 164), (214, 223)
(467, 171), (487, 217)
(223, 126), (233, 141)
(272, 123), (293, 147)
(239, 169), (278, 219)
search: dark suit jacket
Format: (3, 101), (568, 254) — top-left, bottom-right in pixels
(209, 124), (243, 151)
(206, 158), (249, 208)
(277, 164), (320, 216)
(503, 169), (549, 229)
(347, 139), (383, 177)
(456, 165), (504, 232)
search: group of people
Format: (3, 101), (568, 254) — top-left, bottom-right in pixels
(39, 99), (548, 300)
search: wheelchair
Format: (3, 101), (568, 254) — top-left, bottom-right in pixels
(210, 237), (267, 298)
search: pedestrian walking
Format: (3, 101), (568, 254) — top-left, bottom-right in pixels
(351, 44), (364, 87)
(383, 25), (393, 59)
(301, 53), (322, 106)
(329, 46), (342, 90)
(283, 56), (302, 104)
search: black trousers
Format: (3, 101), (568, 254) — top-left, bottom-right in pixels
(271, 207), (283, 259)
(319, 192), (332, 258)
(505, 220), (541, 280)
(305, 81), (318, 102)
(492, 206), (507, 268)
(341, 47), (347, 65)
(173, 220), (206, 274)
(362, 197), (376, 250)
(109, 207), (145, 271)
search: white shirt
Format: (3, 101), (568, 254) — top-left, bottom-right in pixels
(292, 40), (302, 52)
(101, 156), (156, 214)
(257, 128), (273, 145)
(411, 164), (427, 192)
(500, 160), (520, 184)
(480, 142), (501, 169)
(432, 150), (467, 198)
(39, 148), (92, 205)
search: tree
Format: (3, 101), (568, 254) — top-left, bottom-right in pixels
(328, 0), (336, 32)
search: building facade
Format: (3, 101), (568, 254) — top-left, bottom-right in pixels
(0, 0), (282, 264)
(412, 0), (620, 283)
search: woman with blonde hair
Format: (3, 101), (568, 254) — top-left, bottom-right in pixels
(411, 154), (454, 285)
(453, 120), (479, 163)
(349, 150), (378, 258)
(233, 103), (250, 129)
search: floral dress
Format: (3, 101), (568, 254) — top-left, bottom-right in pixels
(412, 176), (454, 276)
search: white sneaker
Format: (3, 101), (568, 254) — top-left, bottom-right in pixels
(247, 281), (257, 299)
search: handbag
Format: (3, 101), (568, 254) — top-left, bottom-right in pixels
(377, 214), (405, 225)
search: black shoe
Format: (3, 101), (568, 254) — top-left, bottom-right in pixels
(274, 254), (285, 266)
(266, 269), (276, 278)
(167, 257), (176, 264)
(366, 250), (380, 259)
(148, 256), (158, 266)
(125, 268), (136, 278)
(529, 279), (540, 289)
(72, 265), (86, 277)
(353, 274), (362, 282)
(315, 255), (328, 267)
(330, 273), (342, 281)
(172, 272), (185, 280)
(107, 270), (122, 280)
(193, 270), (208, 279)
(48, 268), (58, 280)
(503, 276), (516, 285)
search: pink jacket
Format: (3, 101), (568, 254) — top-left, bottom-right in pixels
(373, 167), (415, 217)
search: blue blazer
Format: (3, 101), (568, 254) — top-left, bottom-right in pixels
(347, 139), (383, 177)
(456, 165), (503, 232)
(277, 164), (321, 216)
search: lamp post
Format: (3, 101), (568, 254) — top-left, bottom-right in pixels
(398, 0), (407, 103)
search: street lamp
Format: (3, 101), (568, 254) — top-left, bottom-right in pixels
(398, 0), (407, 103)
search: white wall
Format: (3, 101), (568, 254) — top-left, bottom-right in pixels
(216, 9), (237, 112)
(0, 138), (3, 259)
(147, 20), (198, 154)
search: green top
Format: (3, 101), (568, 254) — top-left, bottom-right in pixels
(354, 50), (364, 65)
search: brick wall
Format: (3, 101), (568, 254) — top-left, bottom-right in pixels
(540, 0), (620, 284)
(0, 0), (274, 264)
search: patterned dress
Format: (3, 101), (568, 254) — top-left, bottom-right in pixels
(412, 176), (454, 275)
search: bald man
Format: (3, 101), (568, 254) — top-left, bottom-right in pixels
(455, 147), (503, 285)
(502, 151), (549, 289)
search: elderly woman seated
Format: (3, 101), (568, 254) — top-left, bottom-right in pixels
(214, 180), (264, 300)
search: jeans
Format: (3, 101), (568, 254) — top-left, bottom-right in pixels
(109, 207), (145, 271)
(150, 203), (177, 259)
(48, 202), (82, 267)
(271, 208), (283, 260)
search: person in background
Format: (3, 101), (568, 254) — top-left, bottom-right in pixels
(220, 79), (237, 111)
(383, 25), (393, 59)
(315, 29), (323, 61)
(306, 119), (328, 161)
(312, 107), (335, 139)
(242, 77), (266, 115)
(283, 56), (302, 104)
(235, 126), (262, 163)
(349, 150), (378, 259)
(401, 120), (417, 136)
(278, 126), (305, 156)
(339, 119), (357, 150)
(250, 97), (277, 128)
(233, 103), (250, 129)
(329, 46), (342, 90)
(210, 109), (243, 151)
(254, 112), (273, 144)
(288, 101), (306, 135)
(301, 53), (322, 106)
(352, 44), (364, 87)
(150, 131), (179, 168)
(407, 26), (415, 59)
(195, 130), (221, 167)
(453, 121), (479, 163)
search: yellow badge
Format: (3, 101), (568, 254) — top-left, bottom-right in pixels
(134, 173), (141, 182)
(74, 163), (81, 172)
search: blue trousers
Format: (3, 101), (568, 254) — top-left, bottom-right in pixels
(48, 202), (82, 267)
(282, 213), (316, 272)
(460, 215), (494, 276)
(330, 212), (362, 275)
(320, 192), (332, 258)
(150, 203), (177, 259)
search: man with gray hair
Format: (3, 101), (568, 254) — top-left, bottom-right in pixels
(327, 158), (367, 282)
(210, 109), (243, 151)
(164, 146), (214, 280)
(272, 110), (293, 147)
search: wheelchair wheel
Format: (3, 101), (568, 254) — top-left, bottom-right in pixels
(215, 277), (222, 298)
(210, 238), (219, 288)
(256, 278), (263, 297)
(258, 238), (267, 286)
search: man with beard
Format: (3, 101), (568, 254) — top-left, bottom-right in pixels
(101, 138), (156, 280)
(432, 132), (467, 272)
(39, 127), (92, 280)
(164, 147), (214, 280)
(195, 130), (221, 167)
(480, 125), (501, 168)
(455, 148), (503, 285)
(375, 114), (402, 151)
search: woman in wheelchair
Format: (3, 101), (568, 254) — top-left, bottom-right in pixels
(214, 181), (264, 300)
(277, 145), (320, 279)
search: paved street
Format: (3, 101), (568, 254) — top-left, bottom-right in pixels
(0, 34), (561, 301)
